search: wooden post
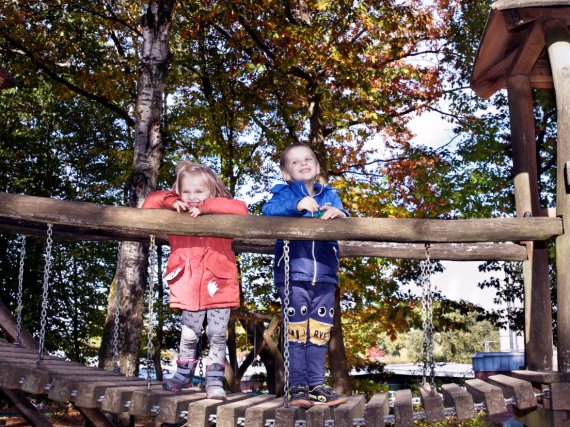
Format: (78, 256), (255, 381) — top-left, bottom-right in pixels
(544, 18), (570, 372)
(507, 74), (553, 370)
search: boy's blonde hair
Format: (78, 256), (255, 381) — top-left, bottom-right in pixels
(172, 161), (231, 198)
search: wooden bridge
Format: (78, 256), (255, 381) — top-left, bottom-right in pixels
(0, 339), (559, 426)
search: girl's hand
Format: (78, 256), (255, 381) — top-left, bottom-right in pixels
(173, 199), (190, 212)
(319, 205), (346, 220)
(297, 196), (320, 213)
(189, 207), (202, 217)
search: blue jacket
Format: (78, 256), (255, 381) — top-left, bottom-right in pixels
(261, 181), (349, 285)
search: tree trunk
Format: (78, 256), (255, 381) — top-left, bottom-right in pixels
(307, 83), (351, 393)
(99, 0), (176, 376)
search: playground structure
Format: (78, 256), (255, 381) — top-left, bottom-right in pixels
(2, 0), (570, 425)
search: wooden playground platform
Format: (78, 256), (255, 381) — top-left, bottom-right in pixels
(1, 339), (566, 426)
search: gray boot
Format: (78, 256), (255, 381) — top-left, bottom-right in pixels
(163, 359), (197, 393)
(205, 363), (226, 400)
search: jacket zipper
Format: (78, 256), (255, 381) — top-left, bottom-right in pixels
(302, 184), (324, 286)
(311, 240), (317, 285)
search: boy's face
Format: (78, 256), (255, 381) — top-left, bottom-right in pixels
(281, 146), (320, 183)
(179, 173), (213, 207)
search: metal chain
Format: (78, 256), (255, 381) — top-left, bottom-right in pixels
(420, 243), (435, 389)
(15, 235), (26, 347)
(112, 274), (121, 374)
(146, 235), (156, 387)
(37, 224), (53, 368)
(282, 240), (291, 407)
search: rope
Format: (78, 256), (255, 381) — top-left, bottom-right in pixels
(37, 223), (53, 368)
(146, 235), (156, 387)
(420, 243), (436, 390)
(15, 235), (26, 347)
(282, 240), (291, 407)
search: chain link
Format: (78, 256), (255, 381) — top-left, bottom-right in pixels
(37, 224), (53, 368)
(146, 235), (156, 387)
(420, 243), (435, 389)
(112, 273), (122, 374)
(15, 235), (26, 347)
(282, 240), (291, 407)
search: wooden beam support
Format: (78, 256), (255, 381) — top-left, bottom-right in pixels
(507, 74), (553, 370)
(0, 193), (562, 244)
(544, 18), (570, 373)
(235, 240), (528, 261)
(0, 388), (54, 427)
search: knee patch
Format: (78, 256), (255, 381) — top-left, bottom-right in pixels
(308, 318), (332, 345)
(287, 320), (308, 343)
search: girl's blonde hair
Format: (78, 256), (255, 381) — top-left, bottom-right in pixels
(172, 161), (231, 198)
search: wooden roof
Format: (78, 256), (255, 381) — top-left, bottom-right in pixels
(471, 0), (570, 98)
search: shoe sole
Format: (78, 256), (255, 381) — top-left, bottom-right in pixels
(290, 398), (313, 408)
(311, 395), (348, 407)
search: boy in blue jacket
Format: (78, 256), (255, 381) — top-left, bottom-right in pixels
(262, 143), (349, 407)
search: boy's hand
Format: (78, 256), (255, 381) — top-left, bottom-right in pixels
(319, 205), (347, 220)
(297, 196), (320, 213)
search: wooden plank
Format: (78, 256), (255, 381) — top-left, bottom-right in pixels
(487, 374), (537, 410)
(511, 369), (570, 384)
(20, 365), (118, 395)
(364, 392), (389, 427)
(186, 394), (251, 427)
(419, 384), (444, 423)
(333, 394), (365, 427)
(465, 378), (507, 415)
(0, 193), (563, 244)
(156, 392), (213, 425)
(441, 383), (476, 420)
(101, 383), (162, 414)
(393, 389), (413, 427)
(306, 405), (332, 427)
(216, 394), (276, 427)
(74, 378), (149, 408)
(129, 387), (198, 417)
(274, 406), (306, 427)
(48, 375), (143, 404)
(244, 397), (284, 427)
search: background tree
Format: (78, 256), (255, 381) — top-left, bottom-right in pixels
(0, 0), (520, 394)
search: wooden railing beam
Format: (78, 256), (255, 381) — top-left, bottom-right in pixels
(0, 193), (562, 245)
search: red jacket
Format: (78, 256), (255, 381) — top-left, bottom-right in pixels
(142, 190), (248, 311)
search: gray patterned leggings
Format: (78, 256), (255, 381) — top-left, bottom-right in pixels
(179, 308), (230, 365)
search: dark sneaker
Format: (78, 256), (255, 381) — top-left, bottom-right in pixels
(288, 385), (313, 408)
(308, 384), (348, 406)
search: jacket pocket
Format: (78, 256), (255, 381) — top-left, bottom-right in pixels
(164, 252), (185, 285)
(205, 252), (237, 279)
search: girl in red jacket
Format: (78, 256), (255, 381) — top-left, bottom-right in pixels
(142, 161), (248, 398)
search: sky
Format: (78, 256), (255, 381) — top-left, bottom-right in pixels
(408, 110), (499, 308)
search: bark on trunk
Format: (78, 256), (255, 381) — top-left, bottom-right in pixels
(307, 83), (351, 393)
(99, 0), (176, 376)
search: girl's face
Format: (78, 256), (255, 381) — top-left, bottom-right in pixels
(179, 173), (213, 207)
(281, 146), (320, 183)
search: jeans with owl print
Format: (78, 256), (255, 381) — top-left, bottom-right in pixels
(277, 281), (336, 387)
